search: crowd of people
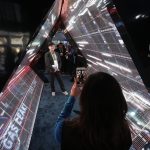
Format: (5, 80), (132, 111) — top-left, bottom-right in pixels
(51, 42), (87, 77)
(45, 42), (68, 96)
(44, 42), (87, 96)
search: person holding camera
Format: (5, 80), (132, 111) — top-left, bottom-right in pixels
(54, 72), (132, 150)
(44, 42), (68, 96)
(55, 43), (67, 73)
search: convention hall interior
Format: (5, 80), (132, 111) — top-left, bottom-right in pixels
(0, 0), (150, 150)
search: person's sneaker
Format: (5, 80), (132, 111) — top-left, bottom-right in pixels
(52, 92), (55, 96)
(62, 91), (68, 96)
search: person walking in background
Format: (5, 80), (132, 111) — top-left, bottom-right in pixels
(66, 45), (76, 78)
(54, 72), (132, 150)
(44, 42), (68, 96)
(55, 43), (67, 73)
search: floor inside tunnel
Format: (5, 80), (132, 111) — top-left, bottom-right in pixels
(29, 74), (79, 150)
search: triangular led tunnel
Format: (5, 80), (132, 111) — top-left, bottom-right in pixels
(0, 0), (150, 150)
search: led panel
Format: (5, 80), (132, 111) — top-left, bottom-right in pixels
(0, 66), (44, 150)
(62, 0), (150, 149)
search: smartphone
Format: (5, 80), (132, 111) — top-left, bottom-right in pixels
(76, 67), (87, 86)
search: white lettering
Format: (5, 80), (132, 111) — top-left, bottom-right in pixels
(11, 124), (19, 134)
(15, 104), (27, 126)
(3, 138), (13, 149)
(2, 104), (27, 149)
(14, 117), (22, 126)
(3, 124), (19, 149)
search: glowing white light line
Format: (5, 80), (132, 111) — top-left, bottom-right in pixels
(76, 41), (89, 44)
(118, 39), (124, 45)
(88, 64), (92, 67)
(87, 54), (102, 61)
(128, 101), (145, 112)
(88, 10), (92, 17)
(78, 8), (88, 16)
(79, 47), (83, 50)
(97, 0), (103, 7)
(86, 0), (97, 8)
(101, 53), (112, 57)
(72, 0), (81, 9)
(51, 14), (56, 25)
(66, 25), (73, 31)
(78, 44), (85, 47)
(111, 72), (118, 76)
(82, 48), (131, 60)
(131, 92), (150, 106)
(31, 41), (40, 46)
(87, 59), (98, 65)
(43, 32), (48, 38)
(96, 62), (110, 69)
(26, 48), (35, 53)
(69, 16), (76, 24)
(104, 60), (132, 73)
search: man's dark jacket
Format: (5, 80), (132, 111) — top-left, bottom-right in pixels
(44, 51), (61, 73)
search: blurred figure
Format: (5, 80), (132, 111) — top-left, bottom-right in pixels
(5, 45), (16, 75)
(55, 72), (132, 150)
(143, 142), (150, 150)
(66, 45), (76, 77)
(55, 43), (67, 73)
(44, 42), (68, 96)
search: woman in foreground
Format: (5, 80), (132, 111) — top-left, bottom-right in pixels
(54, 72), (132, 150)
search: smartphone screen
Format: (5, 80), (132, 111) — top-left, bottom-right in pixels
(76, 67), (87, 86)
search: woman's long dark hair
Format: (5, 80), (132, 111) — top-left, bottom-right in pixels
(69, 72), (131, 149)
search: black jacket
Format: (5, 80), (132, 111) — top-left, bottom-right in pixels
(44, 51), (61, 72)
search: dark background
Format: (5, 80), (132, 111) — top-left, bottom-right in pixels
(113, 0), (150, 67)
(0, 0), (55, 33)
(0, 0), (149, 56)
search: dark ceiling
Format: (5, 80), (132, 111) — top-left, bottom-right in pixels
(0, 0), (149, 57)
(113, 0), (150, 64)
(1, 0), (149, 23)
(21, 0), (55, 31)
(0, 0), (149, 32)
(0, 0), (55, 32)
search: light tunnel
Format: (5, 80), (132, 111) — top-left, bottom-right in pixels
(0, 0), (150, 150)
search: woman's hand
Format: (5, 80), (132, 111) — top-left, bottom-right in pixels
(70, 79), (80, 97)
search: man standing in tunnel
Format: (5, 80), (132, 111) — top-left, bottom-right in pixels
(45, 42), (68, 96)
